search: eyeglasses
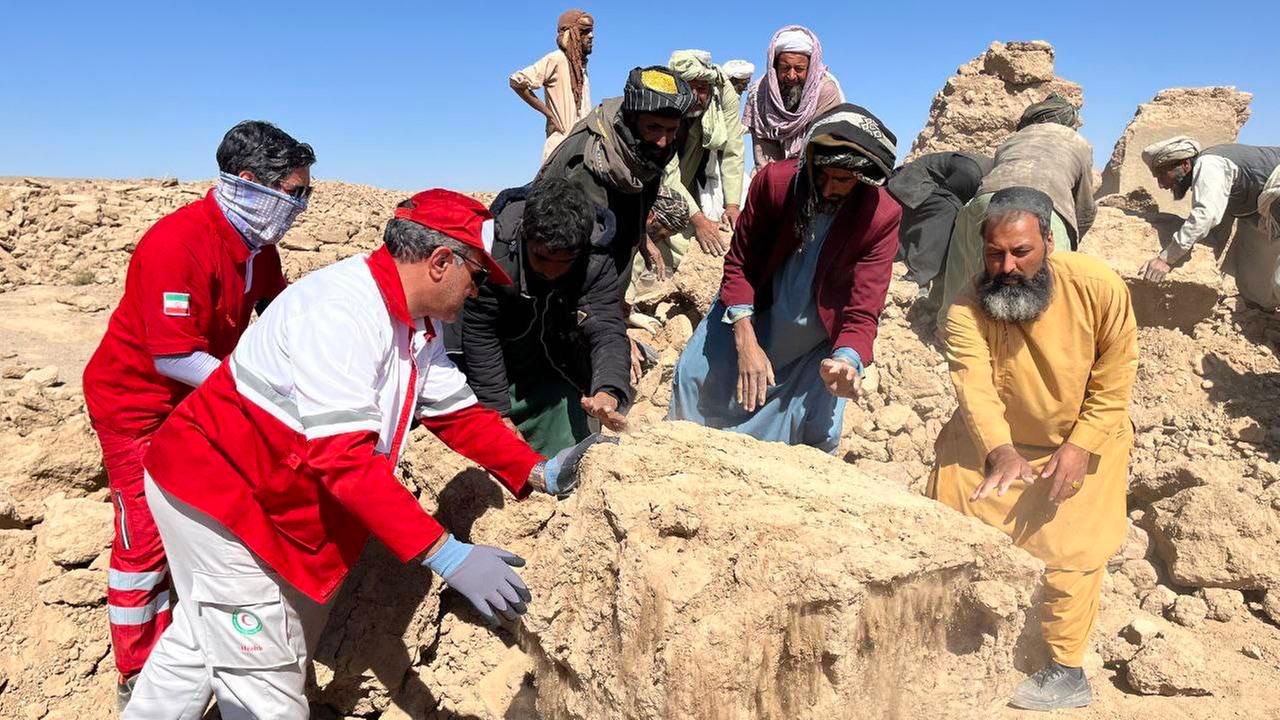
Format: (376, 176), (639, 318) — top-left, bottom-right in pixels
(454, 251), (490, 286)
(277, 182), (313, 202)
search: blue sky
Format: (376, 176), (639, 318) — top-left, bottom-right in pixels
(1, 1), (1276, 192)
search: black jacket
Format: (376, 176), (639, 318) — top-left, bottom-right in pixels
(460, 184), (633, 416)
(537, 98), (662, 277)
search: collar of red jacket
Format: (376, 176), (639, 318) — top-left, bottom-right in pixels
(366, 245), (416, 329)
(203, 189), (253, 263)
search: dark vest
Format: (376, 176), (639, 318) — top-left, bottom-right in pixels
(1201, 144), (1280, 217)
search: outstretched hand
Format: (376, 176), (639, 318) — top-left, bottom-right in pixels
(818, 359), (862, 399)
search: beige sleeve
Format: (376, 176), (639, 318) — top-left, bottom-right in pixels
(720, 86), (745, 207)
(510, 52), (555, 90)
(1073, 139), (1098, 238)
(663, 154), (700, 216)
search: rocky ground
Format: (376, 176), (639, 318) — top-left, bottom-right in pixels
(1, 37), (1278, 720)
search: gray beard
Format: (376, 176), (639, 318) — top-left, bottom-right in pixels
(782, 83), (803, 112)
(978, 265), (1054, 323)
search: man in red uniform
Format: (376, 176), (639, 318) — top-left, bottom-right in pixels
(124, 189), (604, 719)
(82, 120), (315, 710)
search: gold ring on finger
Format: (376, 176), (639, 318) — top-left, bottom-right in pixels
(1071, 481), (1082, 490)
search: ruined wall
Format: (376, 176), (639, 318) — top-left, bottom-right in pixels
(907, 41), (1083, 162)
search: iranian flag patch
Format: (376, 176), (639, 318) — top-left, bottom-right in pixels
(162, 292), (191, 317)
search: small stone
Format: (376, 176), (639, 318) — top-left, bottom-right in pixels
(963, 580), (1020, 622)
(1242, 645), (1264, 660)
(873, 404), (916, 434)
(2, 362), (32, 379)
(1197, 587), (1245, 622)
(1121, 615), (1163, 645)
(1200, 379), (1215, 390)
(38, 569), (106, 606)
(1139, 585), (1178, 615)
(1124, 635), (1213, 696)
(1117, 559), (1158, 595)
(1263, 587), (1280, 626)
(41, 497), (113, 567)
(21, 366), (59, 387)
(1169, 595), (1208, 628)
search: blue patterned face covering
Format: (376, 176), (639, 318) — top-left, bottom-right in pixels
(214, 172), (308, 248)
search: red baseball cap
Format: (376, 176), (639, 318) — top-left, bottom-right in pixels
(393, 188), (512, 286)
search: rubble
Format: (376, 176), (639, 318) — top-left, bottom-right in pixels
(908, 41), (1084, 161)
(5, 169), (1280, 718)
(39, 495), (112, 567)
(1124, 635), (1214, 696)
(520, 423), (1042, 719)
(1098, 87), (1253, 215)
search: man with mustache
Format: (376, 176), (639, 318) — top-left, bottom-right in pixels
(509, 9), (595, 161)
(743, 25), (844, 170)
(669, 104), (899, 452)
(929, 186), (1138, 711)
(1139, 136), (1280, 310)
(652, 49), (745, 269)
(539, 65), (694, 282)
(935, 94), (1096, 331)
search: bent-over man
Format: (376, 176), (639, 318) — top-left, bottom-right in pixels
(669, 104), (900, 452)
(463, 178), (632, 455)
(929, 186), (1137, 711)
(1139, 136), (1280, 309)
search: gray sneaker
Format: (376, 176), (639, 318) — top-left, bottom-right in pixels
(1008, 662), (1092, 711)
(116, 674), (138, 716)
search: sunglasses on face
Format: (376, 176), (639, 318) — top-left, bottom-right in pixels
(455, 251), (490, 286)
(277, 182), (313, 202)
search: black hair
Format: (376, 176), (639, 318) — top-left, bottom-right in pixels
(521, 177), (593, 252)
(981, 186), (1054, 239)
(383, 199), (470, 263)
(216, 120), (316, 188)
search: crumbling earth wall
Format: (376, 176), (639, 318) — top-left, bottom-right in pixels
(907, 41), (1084, 162)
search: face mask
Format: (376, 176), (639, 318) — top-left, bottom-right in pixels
(214, 172), (308, 248)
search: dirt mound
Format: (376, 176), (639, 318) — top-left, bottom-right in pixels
(907, 41), (1084, 161)
(521, 422), (1042, 720)
(1097, 87), (1252, 215)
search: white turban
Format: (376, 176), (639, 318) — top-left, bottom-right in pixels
(690, 49), (712, 65)
(774, 29), (814, 55)
(1141, 135), (1202, 169)
(722, 59), (755, 79)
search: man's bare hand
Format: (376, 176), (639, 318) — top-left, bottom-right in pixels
(581, 391), (627, 431)
(629, 338), (644, 385)
(501, 416), (525, 441)
(818, 358), (861, 399)
(722, 204), (741, 232)
(640, 236), (669, 280)
(692, 213), (727, 256)
(735, 323), (774, 412)
(972, 444), (1035, 501)
(1141, 256), (1171, 282)
(1041, 441), (1090, 504)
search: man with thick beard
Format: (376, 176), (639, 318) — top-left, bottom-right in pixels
(743, 25), (844, 169)
(539, 65), (693, 280)
(668, 104), (899, 452)
(509, 9), (594, 161)
(929, 186), (1138, 712)
(1139, 136), (1280, 309)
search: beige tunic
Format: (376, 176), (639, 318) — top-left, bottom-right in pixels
(510, 50), (591, 160)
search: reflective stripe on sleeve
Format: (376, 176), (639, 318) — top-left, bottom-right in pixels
(108, 569), (168, 592)
(107, 590), (172, 626)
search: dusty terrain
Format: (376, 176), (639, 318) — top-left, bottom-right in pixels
(3, 39), (1280, 720)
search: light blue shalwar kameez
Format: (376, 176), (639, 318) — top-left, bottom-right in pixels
(668, 213), (848, 452)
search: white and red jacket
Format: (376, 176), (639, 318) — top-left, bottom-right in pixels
(144, 246), (541, 604)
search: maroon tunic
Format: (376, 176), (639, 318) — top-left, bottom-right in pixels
(719, 158), (901, 364)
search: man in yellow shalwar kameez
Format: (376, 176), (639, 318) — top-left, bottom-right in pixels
(928, 186), (1137, 712)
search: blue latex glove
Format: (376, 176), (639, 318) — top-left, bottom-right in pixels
(424, 535), (530, 626)
(540, 433), (618, 496)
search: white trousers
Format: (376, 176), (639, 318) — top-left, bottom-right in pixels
(123, 473), (333, 720)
